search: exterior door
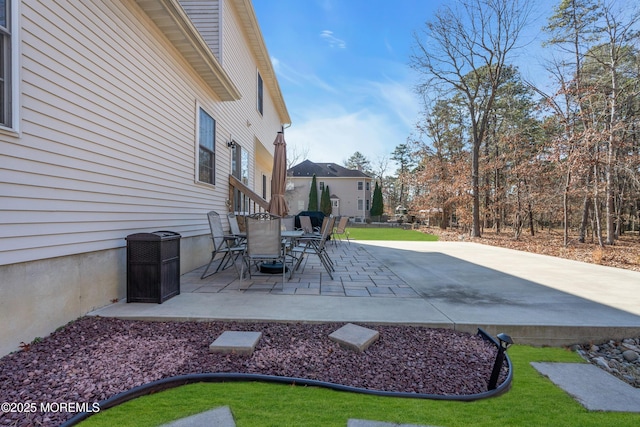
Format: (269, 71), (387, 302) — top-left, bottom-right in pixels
(231, 144), (249, 212)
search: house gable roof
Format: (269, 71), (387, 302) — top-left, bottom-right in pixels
(288, 160), (371, 178)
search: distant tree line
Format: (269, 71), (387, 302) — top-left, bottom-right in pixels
(304, 0), (640, 247)
(402, 0), (640, 246)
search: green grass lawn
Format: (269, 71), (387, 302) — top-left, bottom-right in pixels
(78, 345), (640, 427)
(345, 226), (438, 241)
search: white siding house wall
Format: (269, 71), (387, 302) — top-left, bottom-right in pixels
(179, 0), (222, 61)
(0, 0), (287, 356)
(219, 0), (280, 199)
(183, 0), (282, 201)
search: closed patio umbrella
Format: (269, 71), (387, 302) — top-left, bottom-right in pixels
(267, 131), (289, 217)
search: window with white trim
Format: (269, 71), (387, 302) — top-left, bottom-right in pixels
(357, 181), (363, 191)
(0, 0), (12, 127)
(198, 108), (216, 185)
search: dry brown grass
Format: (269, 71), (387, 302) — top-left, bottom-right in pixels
(426, 226), (640, 272)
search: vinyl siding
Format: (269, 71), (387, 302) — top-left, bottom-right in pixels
(0, 0), (281, 266)
(0, 0), (289, 357)
(218, 0), (280, 196)
(179, 0), (222, 61)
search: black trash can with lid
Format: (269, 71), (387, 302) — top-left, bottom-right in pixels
(126, 231), (180, 303)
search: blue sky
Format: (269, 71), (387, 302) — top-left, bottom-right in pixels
(252, 0), (554, 169)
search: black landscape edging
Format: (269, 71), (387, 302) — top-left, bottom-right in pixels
(60, 328), (512, 426)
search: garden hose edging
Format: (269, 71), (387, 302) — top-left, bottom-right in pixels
(60, 328), (512, 426)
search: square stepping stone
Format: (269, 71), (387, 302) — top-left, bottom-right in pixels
(531, 362), (640, 412)
(329, 323), (379, 352)
(209, 331), (262, 355)
(160, 406), (235, 427)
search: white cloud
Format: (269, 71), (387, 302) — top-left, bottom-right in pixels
(368, 78), (421, 130)
(320, 30), (346, 49)
(275, 62), (421, 169)
(270, 56), (281, 71)
(285, 106), (401, 166)
(270, 56), (338, 93)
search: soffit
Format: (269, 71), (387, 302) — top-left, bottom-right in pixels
(135, 0), (241, 101)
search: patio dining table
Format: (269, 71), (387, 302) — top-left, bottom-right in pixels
(232, 229), (304, 242)
(235, 229), (305, 277)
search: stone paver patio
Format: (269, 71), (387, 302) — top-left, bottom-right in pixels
(181, 241), (420, 298)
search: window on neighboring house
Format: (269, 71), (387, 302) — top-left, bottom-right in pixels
(198, 108), (216, 185)
(257, 71), (263, 115)
(319, 181), (325, 191)
(357, 199), (363, 211)
(357, 181), (363, 190)
(0, 0), (12, 128)
(366, 199), (370, 211)
(366, 181), (370, 191)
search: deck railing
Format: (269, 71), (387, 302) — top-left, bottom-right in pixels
(228, 175), (269, 215)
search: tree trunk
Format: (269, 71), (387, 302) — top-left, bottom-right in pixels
(528, 200), (535, 236)
(605, 82), (617, 244)
(441, 206), (450, 229)
(472, 141), (481, 237)
(495, 162), (501, 234)
(593, 162), (604, 247)
(514, 179), (522, 240)
(579, 190), (591, 244)
(563, 170), (571, 248)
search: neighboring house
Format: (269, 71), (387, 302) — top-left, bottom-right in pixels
(0, 0), (289, 356)
(286, 160), (373, 221)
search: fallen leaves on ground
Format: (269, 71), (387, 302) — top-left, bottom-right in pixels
(427, 227), (640, 272)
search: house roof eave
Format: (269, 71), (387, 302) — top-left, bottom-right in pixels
(135, 0), (242, 101)
(231, 0), (291, 125)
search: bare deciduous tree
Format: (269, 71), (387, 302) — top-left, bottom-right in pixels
(286, 144), (310, 170)
(411, 0), (532, 237)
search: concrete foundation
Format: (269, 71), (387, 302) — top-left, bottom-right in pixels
(0, 235), (210, 357)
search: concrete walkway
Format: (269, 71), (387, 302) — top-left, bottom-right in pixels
(91, 241), (640, 346)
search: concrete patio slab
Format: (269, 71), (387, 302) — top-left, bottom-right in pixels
(89, 241), (640, 346)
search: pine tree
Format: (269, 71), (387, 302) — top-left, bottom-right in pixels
(308, 174), (318, 211)
(321, 185), (332, 215)
(370, 181), (384, 221)
(344, 151), (372, 175)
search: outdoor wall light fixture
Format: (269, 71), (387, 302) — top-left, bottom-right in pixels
(488, 332), (513, 390)
(227, 139), (237, 148)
